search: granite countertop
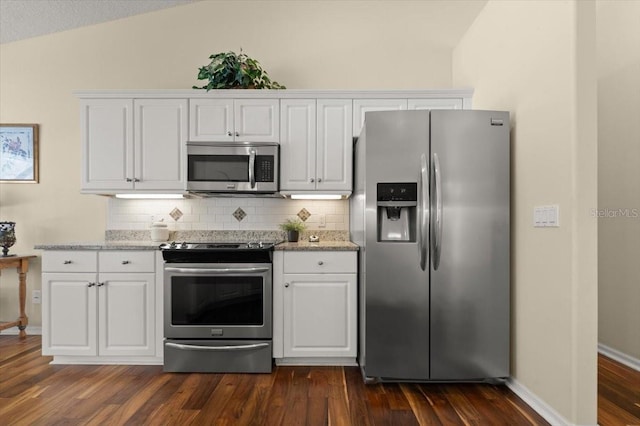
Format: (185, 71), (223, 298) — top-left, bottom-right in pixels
(34, 230), (359, 252)
(275, 241), (359, 251)
(35, 240), (359, 251)
(34, 241), (162, 251)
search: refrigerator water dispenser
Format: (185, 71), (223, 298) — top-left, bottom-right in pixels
(377, 182), (417, 242)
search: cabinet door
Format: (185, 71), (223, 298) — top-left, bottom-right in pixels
(235, 99), (279, 142)
(98, 273), (156, 356)
(316, 100), (353, 191)
(283, 274), (357, 358)
(42, 273), (97, 356)
(134, 99), (187, 191)
(353, 99), (407, 137)
(279, 99), (316, 191)
(408, 98), (463, 110)
(81, 99), (134, 191)
(189, 99), (234, 142)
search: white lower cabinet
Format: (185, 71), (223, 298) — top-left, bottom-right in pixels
(42, 250), (161, 363)
(273, 250), (357, 364)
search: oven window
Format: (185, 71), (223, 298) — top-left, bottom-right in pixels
(188, 155), (248, 182)
(171, 276), (263, 325)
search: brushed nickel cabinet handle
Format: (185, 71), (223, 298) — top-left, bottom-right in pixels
(121, 260), (130, 264)
(285, 282), (290, 288)
(318, 261), (324, 265)
(63, 260), (73, 264)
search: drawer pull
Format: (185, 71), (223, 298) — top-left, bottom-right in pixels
(87, 282), (95, 288)
(97, 282), (105, 287)
(121, 260), (130, 265)
(318, 261), (324, 265)
(63, 260), (73, 264)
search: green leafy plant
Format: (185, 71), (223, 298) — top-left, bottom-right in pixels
(193, 50), (285, 90)
(279, 218), (307, 232)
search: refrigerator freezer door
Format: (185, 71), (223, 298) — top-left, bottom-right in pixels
(362, 110), (430, 380)
(429, 110), (510, 380)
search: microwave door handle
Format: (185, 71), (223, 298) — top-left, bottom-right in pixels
(249, 149), (256, 189)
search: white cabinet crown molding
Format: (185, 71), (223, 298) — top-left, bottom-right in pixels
(74, 89), (473, 100)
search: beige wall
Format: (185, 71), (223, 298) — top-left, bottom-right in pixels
(453, 1), (597, 424)
(0, 1), (469, 328)
(597, 0), (640, 360)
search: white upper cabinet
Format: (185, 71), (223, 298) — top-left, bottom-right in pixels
(78, 90), (472, 196)
(189, 98), (279, 142)
(408, 98), (464, 110)
(280, 99), (353, 192)
(279, 99), (317, 190)
(316, 100), (353, 192)
(81, 98), (187, 193)
(134, 99), (187, 191)
(188, 99), (233, 142)
(353, 98), (465, 137)
(353, 99), (407, 137)
(81, 99), (133, 191)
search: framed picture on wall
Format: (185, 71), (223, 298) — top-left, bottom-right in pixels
(0, 124), (39, 183)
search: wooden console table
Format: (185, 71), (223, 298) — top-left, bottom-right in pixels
(0, 255), (36, 338)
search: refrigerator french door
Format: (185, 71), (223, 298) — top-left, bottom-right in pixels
(352, 109), (510, 382)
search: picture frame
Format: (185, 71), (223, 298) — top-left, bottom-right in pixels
(0, 124), (39, 183)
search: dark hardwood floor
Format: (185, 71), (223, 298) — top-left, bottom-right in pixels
(598, 353), (640, 426)
(0, 336), (635, 425)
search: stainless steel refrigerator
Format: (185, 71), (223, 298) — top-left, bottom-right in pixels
(350, 109), (510, 382)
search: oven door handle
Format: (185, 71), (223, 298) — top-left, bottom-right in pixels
(165, 267), (270, 274)
(165, 342), (270, 352)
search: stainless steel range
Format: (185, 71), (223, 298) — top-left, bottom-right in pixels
(161, 241), (276, 373)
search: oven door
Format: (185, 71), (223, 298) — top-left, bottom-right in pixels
(186, 143), (278, 193)
(164, 262), (272, 339)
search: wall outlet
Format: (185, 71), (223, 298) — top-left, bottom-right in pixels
(32, 290), (41, 304)
(318, 214), (326, 228)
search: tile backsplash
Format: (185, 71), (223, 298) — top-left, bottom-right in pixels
(107, 198), (349, 231)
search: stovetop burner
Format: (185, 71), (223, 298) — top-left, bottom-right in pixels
(159, 241), (276, 250)
(160, 241), (278, 263)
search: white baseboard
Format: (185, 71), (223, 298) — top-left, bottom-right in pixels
(598, 342), (640, 372)
(0, 326), (42, 335)
(507, 378), (595, 426)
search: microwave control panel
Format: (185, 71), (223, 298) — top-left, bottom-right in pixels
(256, 156), (275, 182)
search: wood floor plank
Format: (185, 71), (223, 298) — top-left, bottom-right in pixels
(0, 336), (637, 425)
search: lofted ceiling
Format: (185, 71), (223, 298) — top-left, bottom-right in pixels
(0, 0), (201, 44)
(0, 0), (486, 48)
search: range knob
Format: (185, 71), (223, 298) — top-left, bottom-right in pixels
(180, 242), (188, 249)
(169, 241), (177, 249)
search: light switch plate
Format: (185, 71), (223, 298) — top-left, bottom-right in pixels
(534, 205), (560, 227)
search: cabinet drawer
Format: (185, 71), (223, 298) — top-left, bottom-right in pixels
(42, 251), (97, 272)
(99, 251), (155, 273)
(284, 251), (356, 274)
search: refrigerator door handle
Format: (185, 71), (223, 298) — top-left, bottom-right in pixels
(432, 152), (443, 270)
(419, 154), (429, 271)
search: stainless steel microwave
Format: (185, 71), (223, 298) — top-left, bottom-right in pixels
(187, 142), (278, 194)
